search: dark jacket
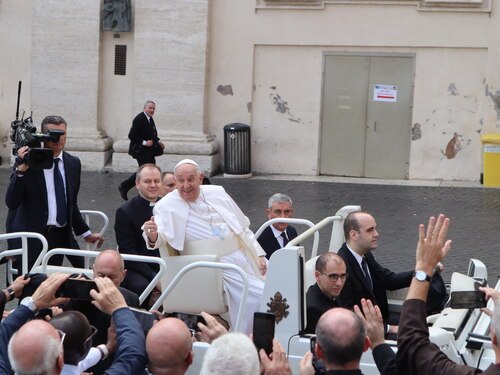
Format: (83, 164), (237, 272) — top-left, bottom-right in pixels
(305, 282), (339, 334)
(337, 243), (413, 321)
(128, 112), (160, 159)
(257, 225), (298, 259)
(5, 152), (90, 269)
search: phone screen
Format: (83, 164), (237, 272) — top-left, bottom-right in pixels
(174, 313), (207, 332)
(130, 308), (157, 332)
(450, 291), (487, 309)
(253, 312), (275, 356)
(56, 278), (97, 301)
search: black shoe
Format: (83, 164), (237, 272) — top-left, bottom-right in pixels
(118, 184), (128, 201)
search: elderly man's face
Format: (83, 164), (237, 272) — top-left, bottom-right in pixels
(144, 102), (155, 117)
(267, 201), (293, 232)
(93, 254), (126, 287)
(174, 164), (203, 202)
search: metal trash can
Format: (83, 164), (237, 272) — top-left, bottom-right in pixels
(223, 123), (252, 178)
(481, 134), (500, 187)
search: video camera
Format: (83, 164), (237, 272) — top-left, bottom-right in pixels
(10, 81), (64, 169)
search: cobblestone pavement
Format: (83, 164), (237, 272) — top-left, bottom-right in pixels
(1, 168), (500, 288)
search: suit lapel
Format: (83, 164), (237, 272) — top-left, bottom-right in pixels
(62, 153), (73, 213)
(35, 169), (49, 209)
(344, 247), (375, 298)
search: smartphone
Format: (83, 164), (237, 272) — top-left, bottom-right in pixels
(56, 278), (97, 301)
(174, 313), (207, 332)
(253, 312), (275, 356)
(450, 291), (487, 309)
(310, 336), (326, 375)
(130, 307), (158, 332)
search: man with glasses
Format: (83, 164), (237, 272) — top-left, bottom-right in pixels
(257, 193), (298, 259)
(49, 310), (107, 375)
(305, 253), (347, 334)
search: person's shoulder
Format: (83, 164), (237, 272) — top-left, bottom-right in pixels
(201, 184), (225, 196)
(337, 243), (350, 256)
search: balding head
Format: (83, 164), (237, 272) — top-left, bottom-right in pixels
(343, 211), (379, 255)
(50, 310), (93, 365)
(9, 320), (64, 375)
(93, 249), (126, 287)
(146, 318), (193, 374)
(315, 308), (369, 370)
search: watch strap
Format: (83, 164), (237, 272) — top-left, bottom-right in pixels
(6, 287), (15, 301)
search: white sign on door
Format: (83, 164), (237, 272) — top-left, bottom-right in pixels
(373, 84), (397, 103)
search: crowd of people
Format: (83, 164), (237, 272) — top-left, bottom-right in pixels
(2, 106), (500, 374)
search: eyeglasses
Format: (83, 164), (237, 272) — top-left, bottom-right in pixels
(321, 272), (348, 282)
(56, 329), (66, 353)
(84, 325), (98, 350)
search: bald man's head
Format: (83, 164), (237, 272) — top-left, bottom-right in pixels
(9, 320), (64, 375)
(93, 249), (126, 287)
(315, 308), (369, 370)
(146, 318), (193, 374)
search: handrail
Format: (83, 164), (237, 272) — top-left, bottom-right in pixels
(288, 216), (341, 248)
(0, 232), (48, 283)
(80, 211), (109, 251)
(151, 261), (249, 332)
(38, 248), (166, 305)
(255, 218), (320, 257)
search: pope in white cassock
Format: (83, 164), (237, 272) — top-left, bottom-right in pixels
(143, 159), (267, 333)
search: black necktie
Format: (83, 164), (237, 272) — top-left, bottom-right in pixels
(361, 257), (373, 290)
(53, 158), (67, 226)
(281, 232), (289, 247)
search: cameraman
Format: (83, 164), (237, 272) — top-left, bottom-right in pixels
(5, 115), (103, 271)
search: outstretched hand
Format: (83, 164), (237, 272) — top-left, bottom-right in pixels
(415, 214), (452, 275)
(354, 298), (385, 349)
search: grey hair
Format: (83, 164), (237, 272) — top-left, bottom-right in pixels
(41, 115), (67, 133)
(8, 332), (61, 375)
(200, 333), (259, 375)
(143, 100), (155, 108)
(268, 193), (293, 209)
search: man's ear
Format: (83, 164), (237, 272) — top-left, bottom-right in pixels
(492, 332), (497, 347)
(186, 351), (194, 366)
(314, 270), (321, 282)
(56, 353), (64, 374)
(363, 336), (371, 352)
(266, 208), (271, 219)
(316, 343), (324, 360)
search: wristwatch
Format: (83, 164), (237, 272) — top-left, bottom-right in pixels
(414, 270), (431, 282)
(20, 296), (38, 312)
(6, 287), (15, 301)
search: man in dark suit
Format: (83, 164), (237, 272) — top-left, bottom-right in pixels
(5, 115), (103, 271)
(337, 211), (413, 333)
(115, 164), (162, 304)
(257, 193), (298, 259)
(119, 100), (164, 200)
(305, 252), (346, 334)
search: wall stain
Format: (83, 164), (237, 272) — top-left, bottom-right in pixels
(443, 132), (461, 159)
(247, 102), (252, 113)
(448, 83), (458, 96)
(411, 123), (422, 140)
(216, 84), (233, 96)
(484, 84), (500, 119)
(271, 94), (289, 114)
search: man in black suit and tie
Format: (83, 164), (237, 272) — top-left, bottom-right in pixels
(305, 252), (347, 334)
(5, 115), (103, 271)
(119, 100), (165, 200)
(337, 211), (413, 334)
(115, 164), (162, 305)
(257, 193), (298, 259)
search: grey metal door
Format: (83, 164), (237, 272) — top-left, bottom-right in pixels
(320, 55), (413, 179)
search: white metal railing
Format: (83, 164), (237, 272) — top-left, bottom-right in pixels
(255, 218), (320, 258)
(36, 248), (166, 305)
(0, 232), (48, 283)
(151, 261), (249, 332)
(287, 205), (361, 254)
(80, 210), (109, 267)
